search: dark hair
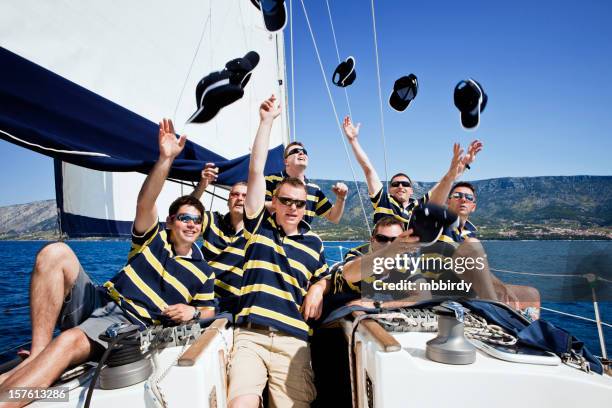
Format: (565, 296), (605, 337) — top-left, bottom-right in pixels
(450, 182), (476, 197)
(231, 181), (248, 189)
(273, 177), (307, 196)
(372, 216), (404, 236)
(168, 195), (205, 218)
(390, 172), (413, 186)
(284, 141), (305, 158)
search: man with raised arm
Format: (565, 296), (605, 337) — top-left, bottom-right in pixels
(0, 120), (215, 407)
(342, 116), (483, 225)
(421, 182), (541, 315)
(265, 141), (348, 225)
(228, 96), (330, 408)
(191, 167), (248, 313)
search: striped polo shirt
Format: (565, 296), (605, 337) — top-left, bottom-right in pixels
(201, 211), (243, 261)
(104, 222), (216, 326)
(235, 207), (329, 340)
(208, 235), (247, 314)
(265, 170), (333, 224)
(331, 243), (422, 300)
(420, 220), (478, 280)
(370, 187), (429, 226)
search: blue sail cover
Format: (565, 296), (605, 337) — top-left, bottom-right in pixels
(0, 46), (284, 184)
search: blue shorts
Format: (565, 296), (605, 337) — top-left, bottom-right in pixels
(58, 265), (131, 348)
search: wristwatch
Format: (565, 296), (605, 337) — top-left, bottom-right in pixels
(192, 307), (201, 320)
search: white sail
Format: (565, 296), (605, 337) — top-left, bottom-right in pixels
(0, 0), (290, 236)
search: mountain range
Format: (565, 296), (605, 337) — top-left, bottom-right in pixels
(1, 176), (611, 240)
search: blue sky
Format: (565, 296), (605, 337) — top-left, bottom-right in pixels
(1, 0), (611, 206)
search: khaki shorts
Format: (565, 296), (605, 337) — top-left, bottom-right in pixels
(228, 327), (316, 408)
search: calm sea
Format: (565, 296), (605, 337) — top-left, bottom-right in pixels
(0, 240), (610, 360)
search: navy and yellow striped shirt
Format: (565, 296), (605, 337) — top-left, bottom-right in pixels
(209, 235), (247, 314)
(370, 187), (429, 226)
(235, 207), (329, 340)
(420, 220), (478, 280)
(201, 211), (242, 261)
(104, 223), (216, 326)
(331, 244), (421, 299)
(265, 171), (333, 224)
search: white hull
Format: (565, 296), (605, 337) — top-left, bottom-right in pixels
(31, 321), (232, 408)
(342, 316), (611, 408)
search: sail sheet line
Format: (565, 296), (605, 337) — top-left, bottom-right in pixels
(370, 0), (389, 189)
(298, 0), (372, 237)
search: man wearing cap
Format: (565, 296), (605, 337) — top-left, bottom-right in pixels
(191, 166), (247, 313)
(342, 115), (483, 226)
(228, 95), (330, 408)
(421, 182), (541, 315)
(0, 120), (216, 406)
(265, 142), (348, 225)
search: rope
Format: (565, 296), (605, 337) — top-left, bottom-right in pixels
(298, 0), (372, 237)
(289, 0), (296, 141)
(324, 0), (353, 119)
(541, 307), (612, 329)
(369, 0), (389, 190)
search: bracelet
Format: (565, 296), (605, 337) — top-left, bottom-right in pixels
(465, 164), (471, 170)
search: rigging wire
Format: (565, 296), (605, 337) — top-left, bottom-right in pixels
(324, 0), (353, 119)
(290, 0), (297, 141)
(369, 0), (389, 189)
(298, 0), (372, 237)
(171, 11), (212, 126)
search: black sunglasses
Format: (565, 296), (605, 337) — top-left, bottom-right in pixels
(390, 181), (411, 188)
(277, 196), (307, 209)
(373, 234), (397, 243)
(285, 147), (308, 158)
(449, 192), (475, 202)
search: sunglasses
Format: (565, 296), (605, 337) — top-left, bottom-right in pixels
(390, 181), (412, 188)
(285, 147), (308, 158)
(277, 196), (307, 209)
(449, 192), (475, 202)
(174, 213), (203, 224)
(374, 234), (397, 243)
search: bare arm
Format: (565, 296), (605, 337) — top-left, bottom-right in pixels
(325, 182), (348, 224)
(245, 95), (282, 217)
(343, 116), (383, 196)
(342, 229), (420, 283)
(301, 278), (331, 320)
(134, 119), (186, 234)
(191, 163), (218, 201)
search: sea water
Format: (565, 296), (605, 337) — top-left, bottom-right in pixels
(0, 240), (610, 361)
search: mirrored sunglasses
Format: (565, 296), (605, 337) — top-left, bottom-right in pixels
(174, 213), (203, 224)
(449, 192), (475, 202)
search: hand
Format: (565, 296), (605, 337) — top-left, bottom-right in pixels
(380, 229), (420, 258)
(301, 283), (325, 320)
(495, 284), (520, 310)
(461, 140), (483, 169)
(342, 116), (360, 142)
(347, 298), (376, 309)
(259, 94), (282, 122)
(158, 118), (187, 160)
(199, 162), (219, 188)
(332, 182), (348, 200)
(446, 143), (466, 181)
(162, 304), (197, 323)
